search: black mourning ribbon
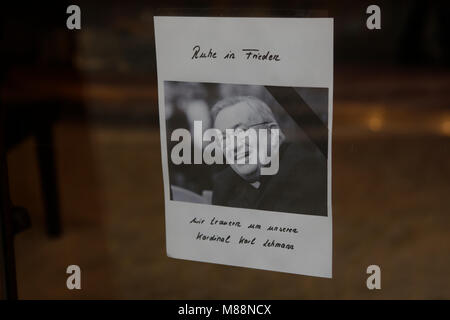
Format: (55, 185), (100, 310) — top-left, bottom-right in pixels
(265, 86), (328, 158)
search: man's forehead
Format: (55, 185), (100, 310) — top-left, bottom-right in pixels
(215, 101), (262, 128)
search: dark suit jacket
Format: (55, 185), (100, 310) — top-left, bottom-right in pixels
(212, 141), (327, 216)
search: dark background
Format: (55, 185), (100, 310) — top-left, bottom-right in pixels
(1, 0), (449, 299)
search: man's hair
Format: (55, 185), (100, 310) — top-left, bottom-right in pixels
(211, 96), (277, 124)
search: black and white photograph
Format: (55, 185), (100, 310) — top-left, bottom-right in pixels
(165, 81), (329, 216)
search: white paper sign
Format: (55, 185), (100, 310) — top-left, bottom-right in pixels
(155, 16), (333, 277)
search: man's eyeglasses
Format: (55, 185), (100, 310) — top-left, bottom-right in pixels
(220, 121), (273, 141)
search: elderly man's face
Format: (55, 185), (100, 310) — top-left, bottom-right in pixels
(214, 102), (271, 182)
